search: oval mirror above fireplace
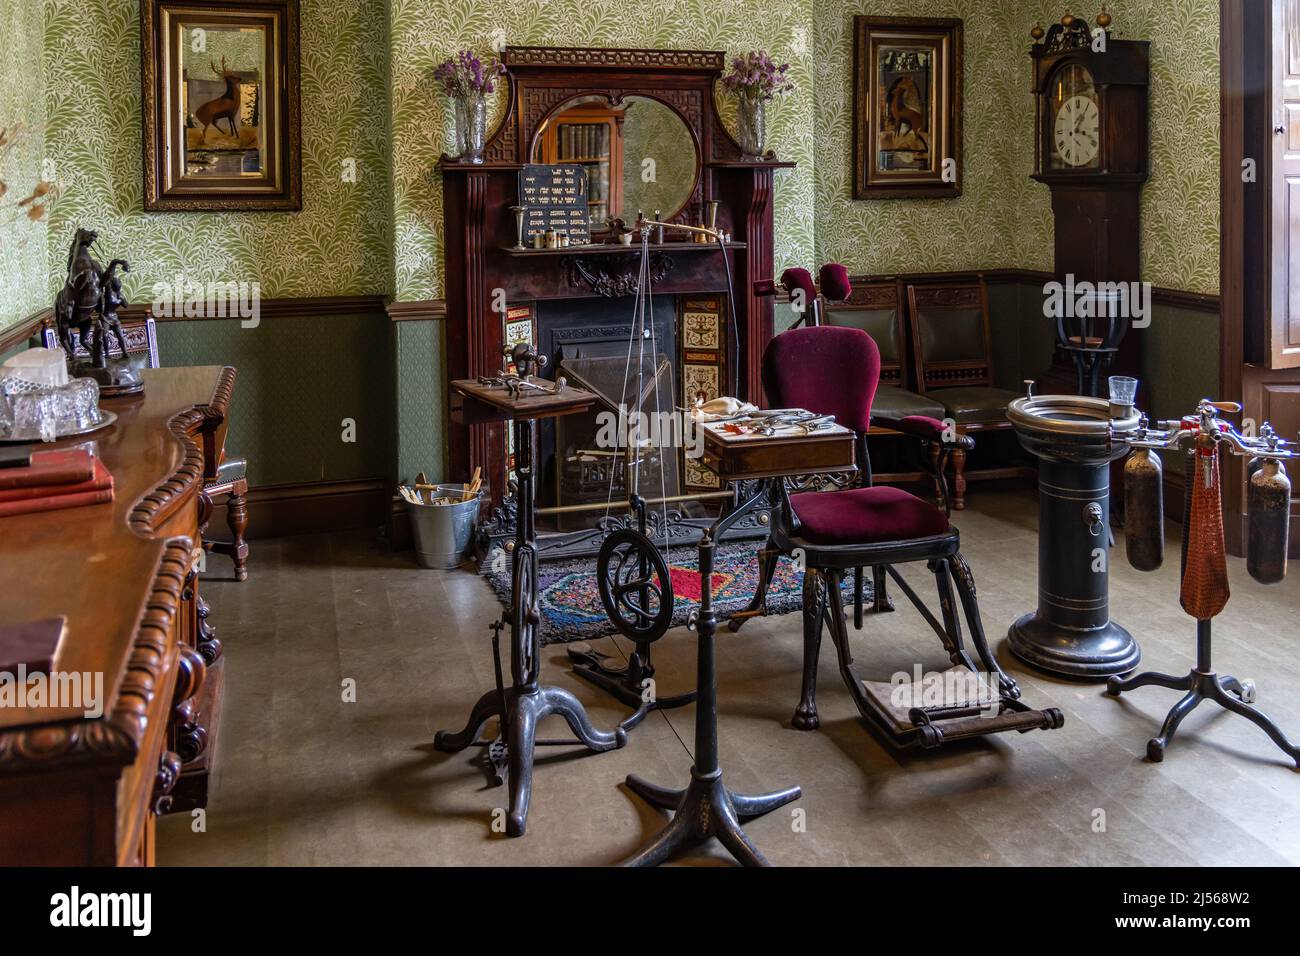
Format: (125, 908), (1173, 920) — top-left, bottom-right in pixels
(531, 94), (699, 234)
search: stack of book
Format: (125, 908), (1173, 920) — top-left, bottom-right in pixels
(0, 446), (114, 518)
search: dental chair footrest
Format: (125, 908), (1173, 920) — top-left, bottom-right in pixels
(857, 666), (1065, 749)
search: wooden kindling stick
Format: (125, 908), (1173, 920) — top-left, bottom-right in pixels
(410, 466), (481, 502)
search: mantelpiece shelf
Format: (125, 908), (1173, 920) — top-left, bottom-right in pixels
(500, 241), (747, 257)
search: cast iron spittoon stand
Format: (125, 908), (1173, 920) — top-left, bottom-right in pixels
(1005, 389), (1143, 677)
(1108, 400), (1299, 766)
(435, 346), (627, 836)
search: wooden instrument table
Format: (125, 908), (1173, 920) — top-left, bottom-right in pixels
(621, 415), (854, 866)
(435, 375), (627, 837)
(0, 366), (236, 865)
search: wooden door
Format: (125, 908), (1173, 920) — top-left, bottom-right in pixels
(1271, 0), (1300, 368)
(1232, 0), (1300, 556)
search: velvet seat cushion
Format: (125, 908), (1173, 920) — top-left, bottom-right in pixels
(870, 385), (946, 423)
(789, 485), (949, 546)
(928, 386), (1022, 425)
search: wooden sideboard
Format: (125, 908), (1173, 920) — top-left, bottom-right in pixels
(0, 365), (235, 866)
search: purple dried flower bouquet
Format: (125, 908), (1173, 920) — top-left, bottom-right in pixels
(433, 49), (504, 99)
(721, 51), (792, 101)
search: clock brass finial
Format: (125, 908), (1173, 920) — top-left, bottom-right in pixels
(1031, 22), (1046, 41)
(1061, 11), (1075, 27)
(1096, 5), (1112, 29)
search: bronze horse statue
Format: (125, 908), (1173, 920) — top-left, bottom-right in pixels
(53, 229), (132, 371)
(54, 228), (104, 362)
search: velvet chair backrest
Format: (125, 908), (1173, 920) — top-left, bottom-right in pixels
(762, 325), (880, 434)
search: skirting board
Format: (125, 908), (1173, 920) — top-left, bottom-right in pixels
(206, 478), (389, 541)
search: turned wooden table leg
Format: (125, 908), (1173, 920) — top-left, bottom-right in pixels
(227, 477), (249, 582)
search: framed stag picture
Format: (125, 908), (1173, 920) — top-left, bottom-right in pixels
(142, 0), (301, 210)
(852, 16), (962, 200)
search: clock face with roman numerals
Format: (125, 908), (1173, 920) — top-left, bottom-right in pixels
(1048, 63), (1101, 170)
(1054, 96), (1100, 167)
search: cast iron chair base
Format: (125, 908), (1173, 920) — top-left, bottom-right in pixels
(621, 768), (801, 867)
(728, 549), (894, 633)
(434, 683), (627, 836)
(794, 553), (1064, 748)
(567, 644), (696, 732)
(1106, 620), (1300, 768)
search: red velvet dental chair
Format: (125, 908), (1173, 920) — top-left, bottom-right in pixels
(749, 325), (1063, 749)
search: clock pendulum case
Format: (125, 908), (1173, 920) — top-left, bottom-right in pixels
(1029, 13), (1150, 396)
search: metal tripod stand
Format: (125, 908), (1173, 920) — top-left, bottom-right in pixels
(621, 483), (802, 866)
(435, 373), (627, 836)
(1108, 619), (1299, 765)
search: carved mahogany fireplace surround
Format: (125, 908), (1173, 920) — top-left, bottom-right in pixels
(440, 46), (794, 508)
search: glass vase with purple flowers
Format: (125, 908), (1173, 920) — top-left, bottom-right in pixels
(434, 49), (504, 163)
(722, 51), (792, 160)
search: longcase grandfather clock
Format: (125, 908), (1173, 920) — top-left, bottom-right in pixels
(1030, 12), (1150, 395)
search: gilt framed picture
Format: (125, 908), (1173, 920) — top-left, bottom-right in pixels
(142, 0), (301, 211)
(852, 16), (962, 200)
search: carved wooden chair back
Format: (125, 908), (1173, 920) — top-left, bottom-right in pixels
(906, 277), (994, 393)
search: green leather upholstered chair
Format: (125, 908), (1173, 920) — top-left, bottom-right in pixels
(822, 279), (946, 424)
(906, 276), (1024, 509)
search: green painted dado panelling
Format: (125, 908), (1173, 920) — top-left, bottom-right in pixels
(42, 0), (393, 307)
(157, 315), (391, 487)
(0, 0), (49, 332)
(388, 0), (818, 301)
(391, 319), (446, 483)
(985, 278), (1220, 477)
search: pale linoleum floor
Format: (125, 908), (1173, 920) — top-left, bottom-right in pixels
(158, 487), (1300, 866)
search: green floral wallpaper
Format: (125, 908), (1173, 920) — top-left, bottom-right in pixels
(388, 0), (819, 301)
(42, 0), (393, 307)
(813, 1), (1219, 295)
(0, 0), (48, 332)
(5, 0), (1220, 322)
(813, 0), (1030, 276)
(0, 0), (1222, 489)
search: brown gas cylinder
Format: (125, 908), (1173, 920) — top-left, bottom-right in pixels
(1124, 446), (1164, 571)
(1247, 457), (1290, 584)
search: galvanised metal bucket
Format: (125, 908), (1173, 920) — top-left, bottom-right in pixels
(406, 483), (482, 569)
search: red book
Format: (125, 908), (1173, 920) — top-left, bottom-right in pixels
(0, 617), (66, 676)
(0, 467), (114, 518)
(0, 457), (112, 503)
(0, 448), (95, 490)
